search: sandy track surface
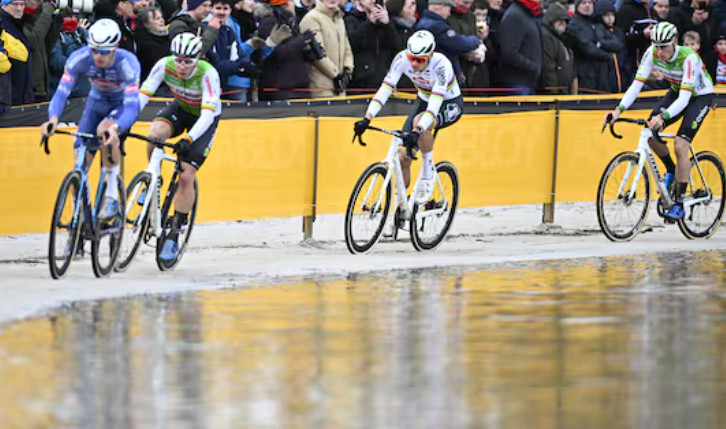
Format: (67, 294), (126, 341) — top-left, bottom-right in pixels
(1, 203), (724, 324)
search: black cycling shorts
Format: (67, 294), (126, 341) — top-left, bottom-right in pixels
(154, 101), (219, 170)
(403, 95), (464, 133)
(649, 90), (713, 143)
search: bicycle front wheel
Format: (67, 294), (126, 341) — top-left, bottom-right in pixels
(156, 177), (198, 271)
(344, 163), (392, 254)
(115, 171), (152, 272)
(596, 152), (651, 242)
(410, 161), (459, 251)
(48, 171), (82, 279)
(91, 176), (126, 278)
(678, 151), (726, 239)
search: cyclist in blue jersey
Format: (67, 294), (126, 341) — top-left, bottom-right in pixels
(41, 19), (141, 221)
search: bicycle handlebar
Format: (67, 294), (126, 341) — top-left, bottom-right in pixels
(126, 132), (179, 150)
(601, 115), (667, 145)
(352, 125), (418, 160)
(40, 128), (118, 165)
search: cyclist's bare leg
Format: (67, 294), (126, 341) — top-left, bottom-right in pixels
(673, 136), (690, 183)
(647, 136), (669, 158)
(398, 150), (412, 188)
(175, 162), (197, 214)
(148, 120), (173, 159)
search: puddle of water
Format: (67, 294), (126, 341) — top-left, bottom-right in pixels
(2, 251), (726, 428)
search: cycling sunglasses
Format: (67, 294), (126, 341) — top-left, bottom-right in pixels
(91, 48), (115, 55)
(173, 56), (197, 66)
(407, 53), (431, 64)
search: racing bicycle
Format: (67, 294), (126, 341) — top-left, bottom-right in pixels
(345, 125), (459, 254)
(596, 117), (725, 241)
(114, 132), (198, 272)
(43, 129), (126, 279)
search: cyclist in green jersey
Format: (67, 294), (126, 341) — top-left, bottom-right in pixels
(138, 32), (222, 261)
(603, 21), (714, 221)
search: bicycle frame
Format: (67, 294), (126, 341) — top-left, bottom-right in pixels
(365, 134), (450, 223)
(126, 145), (178, 239)
(618, 128), (713, 210)
(69, 143), (119, 240)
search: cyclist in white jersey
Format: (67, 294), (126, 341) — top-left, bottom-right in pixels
(353, 30), (464, 204)
(137, 32), (222, 261)
(603, 21), (714, 221)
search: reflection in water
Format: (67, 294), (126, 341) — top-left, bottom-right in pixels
(2, 252), (726, 428)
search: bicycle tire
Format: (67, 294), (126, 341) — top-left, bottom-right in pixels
(344, 163), (392, 254)
(48, 171), (82, 279)
(91, 176), (126, 278)
(115, 171), (153, 272)
(156, 176), (198, 271)
(596, 151), (651, 242)
(678, 151), (726, 239)
(410, 161), (459, 251)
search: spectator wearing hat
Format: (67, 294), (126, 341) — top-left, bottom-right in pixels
(20, 0), (61, 102)
(497, 0), (542, 94)
(702, 31), (726, 87)
(0, 0), (34, 105)
(257, 0), (314, 100)
(0, 25), (28, 112)
(415, 0), (481, 83)
(49, 15), (91, 98)
(567, 0), (611, 93)
(168, 0), (220, 56)
(93, 0), (137, 52)
(344, 0), (400, 93)
(386, 0), (416, 52)
(299, 0), (354, 97)
(134, 7), (170, 81)
(595, 0), (625, 93)
(541, 3), (575, 94)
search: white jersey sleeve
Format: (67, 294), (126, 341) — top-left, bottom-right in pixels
(139, 57), (167, 112)
(187, 67), (222, 142)
(365, 52), (407, 118)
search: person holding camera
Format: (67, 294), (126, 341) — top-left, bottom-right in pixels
(257, 0), (319, 100)
(299, 0), (354, 97)
(49, 14), (91, 98)
(344, 0), (400, 93)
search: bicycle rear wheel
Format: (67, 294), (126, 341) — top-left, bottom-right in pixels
(115, 171), (152, 272)
(91, 176), (126, 278)
(410, 161), (459, 251)
(596, 152), (651, 242)
(344, 163), (392, 254)
(678, 151), (726, 239)
(156, 176), (198, 271)
(49, 171), (82, 279)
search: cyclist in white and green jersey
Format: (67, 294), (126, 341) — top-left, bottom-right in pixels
(138, 32), (222, 261)
(604, 21), (714, 221)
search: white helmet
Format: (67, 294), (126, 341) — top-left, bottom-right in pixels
(407, 30), (436, 57)
(88, 19), (121, 49)
(170, 32), (203, 58)
(651, 21), (678, 46)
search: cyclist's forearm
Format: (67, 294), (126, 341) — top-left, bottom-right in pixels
(117, 90), (140, 133)
(187, 110), (216, 142)
(618, 79), (645, 111)
(365, 81), (394, 118)
(48, 79), (74, 120)
(663, 89), (693, 120)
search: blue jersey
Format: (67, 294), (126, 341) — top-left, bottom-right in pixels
(48, 47), (141, 133)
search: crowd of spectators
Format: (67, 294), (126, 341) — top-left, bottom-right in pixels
(2, 0), (726, 110)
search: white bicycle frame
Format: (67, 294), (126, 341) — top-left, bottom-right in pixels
(125, 146), (178, 238)
(618, 128), (712, 210)
(365, 135), (449, 223)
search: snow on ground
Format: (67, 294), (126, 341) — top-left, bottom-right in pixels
(1, 202), (725, 324)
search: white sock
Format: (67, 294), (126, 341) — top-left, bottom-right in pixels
(421, 152), (435, 179)
(104, 165), (120, 200)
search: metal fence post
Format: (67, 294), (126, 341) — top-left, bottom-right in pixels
(303, 111), (320, 240)
(542, 100), (561, 224)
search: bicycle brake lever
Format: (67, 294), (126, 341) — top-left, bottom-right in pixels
(353, 133), (367, 147)
(601, 113), (612, 134)
(103, 130), (115, 166)
(40, 135), (50, 155)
